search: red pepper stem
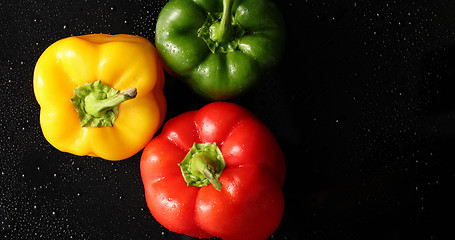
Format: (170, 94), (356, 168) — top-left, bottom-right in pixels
(178, 143), (226, 191)
(197, 156), (223, 191)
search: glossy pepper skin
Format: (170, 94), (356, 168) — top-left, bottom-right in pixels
(34, 34), (166, 160)
(155, 0), (285, 100)
(140, 102), (285, 240)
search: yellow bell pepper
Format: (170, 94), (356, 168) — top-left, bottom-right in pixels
(33, 34), (166, 160)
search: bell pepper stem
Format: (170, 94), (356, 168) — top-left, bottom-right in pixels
(178, 143), (226, 191)
(71, 81), (138, 127)
(211, 0), (234, 43)
(195, 155), (223, 191)
(85, 87), (137, 117)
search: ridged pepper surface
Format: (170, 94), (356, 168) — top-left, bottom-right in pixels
(34, 34), (166, 160)
(141, 102), (285, 239)
(155, 0), (285, 100)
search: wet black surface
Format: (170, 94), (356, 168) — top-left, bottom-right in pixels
(1, 0), (455, 239)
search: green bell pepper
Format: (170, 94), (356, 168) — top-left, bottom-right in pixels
(155, 0), (285, 100)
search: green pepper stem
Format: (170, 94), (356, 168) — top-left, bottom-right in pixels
(211, 0), (234, 43)
(85, 87), (137, 117)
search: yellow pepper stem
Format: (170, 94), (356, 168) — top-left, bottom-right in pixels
(85, 87), (137, 117)
(71, 80), (137, 127)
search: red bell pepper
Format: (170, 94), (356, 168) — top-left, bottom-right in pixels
(140, 102), (286, 240)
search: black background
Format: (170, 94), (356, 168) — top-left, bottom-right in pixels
(1, 0), (455, 239)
